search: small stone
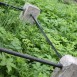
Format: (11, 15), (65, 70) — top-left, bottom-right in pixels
(60, 55), (77, 66)
(51, 55), (77, 77)
(19, 3), (40, 24)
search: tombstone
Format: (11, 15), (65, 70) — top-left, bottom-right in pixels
(51, 55), (77, 77)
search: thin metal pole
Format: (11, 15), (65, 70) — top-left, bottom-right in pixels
(0, 48), (63, 68)
(0, 2), (23, 11)
(30, 14), (62, 58)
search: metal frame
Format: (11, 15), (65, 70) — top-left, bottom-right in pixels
(0, 2), (63, 68)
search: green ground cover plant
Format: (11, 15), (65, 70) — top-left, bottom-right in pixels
(0, 0), (77, 77)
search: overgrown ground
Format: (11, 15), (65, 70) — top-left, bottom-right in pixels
(0, 0), (77, 77)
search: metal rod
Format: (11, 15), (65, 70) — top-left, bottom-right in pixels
(0, 48), (63, 68)
(0, 1), (62, 58)
(30, 14), (62, 59)
(0, 2), (23, 11)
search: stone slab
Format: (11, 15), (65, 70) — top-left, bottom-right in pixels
(51, 55), (77, 77)
(20, 3), (40, 24)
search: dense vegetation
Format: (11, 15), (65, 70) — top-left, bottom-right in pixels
(0, 0), (77, 77)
